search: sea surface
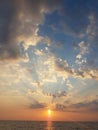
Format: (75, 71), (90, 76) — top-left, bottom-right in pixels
(0, 121), (98, 130)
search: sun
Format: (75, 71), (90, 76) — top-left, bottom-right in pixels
(48, 109), (51, 117)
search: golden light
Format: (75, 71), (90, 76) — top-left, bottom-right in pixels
(48, 109), (51, 117)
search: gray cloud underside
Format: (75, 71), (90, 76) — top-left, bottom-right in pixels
(29, 101), (47, 109)
(55, 99), (98, 112)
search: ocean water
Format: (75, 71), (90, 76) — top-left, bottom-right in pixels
(0, 121), (98, 130)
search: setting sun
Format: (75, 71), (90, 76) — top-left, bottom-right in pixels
(48, 109), (51, 117)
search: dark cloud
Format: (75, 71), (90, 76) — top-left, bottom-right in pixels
(0, 0), (62, 60)
(51, 91), (66, 103)
(55, 100), (98, 112)
(29, 100), (46, 109)
(42, 89), (66, 98)
(52, 91), (66, 99)
(0, 0), (21, 59)
(42, 89), (67, 103)
(72, 100), (98, 112)
(55, 104), (66, 111)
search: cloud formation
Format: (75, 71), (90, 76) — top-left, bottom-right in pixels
(0, 0), (21, 59)
(29, 100), (47, 109)
(55, 99), (98, 112)
(0, 0), (62, 60)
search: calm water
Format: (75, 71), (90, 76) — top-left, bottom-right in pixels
(0, 121), (98, 130)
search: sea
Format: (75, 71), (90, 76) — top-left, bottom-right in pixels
(0, 121), (98, 130)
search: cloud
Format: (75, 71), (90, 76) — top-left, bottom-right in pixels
(52, 91), (67, 103)
(72, 100), (98, 112)
(54, 58), (74, 79)
(75, 68), (98, 80)
(0, 0), (62, 60)
(0, 0), (21, 60)
(86, 14), (97, 42)
(33, 46), (98, 82)
(1, 0), (98, 61)
(55, 104), (66, 111)
(29, 101), (47, 109)
(55, 99), (98, 112)
(73, 41), (88, 65)
(59, 0), (98, 70)
(74, 41), (89, 56)
(30, 46), (98, 83)
(43, 90), (66, 98)
(34, 49), (44, 56)
(54, 57), (98, 80)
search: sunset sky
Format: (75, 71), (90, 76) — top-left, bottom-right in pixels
(0, 0), (98, 121)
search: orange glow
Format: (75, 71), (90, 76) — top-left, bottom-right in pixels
(48, 109), (51, 117)
(0, 107), (98, 121)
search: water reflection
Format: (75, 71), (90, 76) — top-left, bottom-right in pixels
(45, 121), (53, 130)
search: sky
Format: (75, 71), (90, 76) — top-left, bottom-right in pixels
(0, 0), (98, 121)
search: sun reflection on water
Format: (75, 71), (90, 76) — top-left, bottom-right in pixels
(46, 121), (53, 130)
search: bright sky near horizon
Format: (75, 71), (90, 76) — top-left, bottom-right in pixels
(0, 0), (98, 121)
